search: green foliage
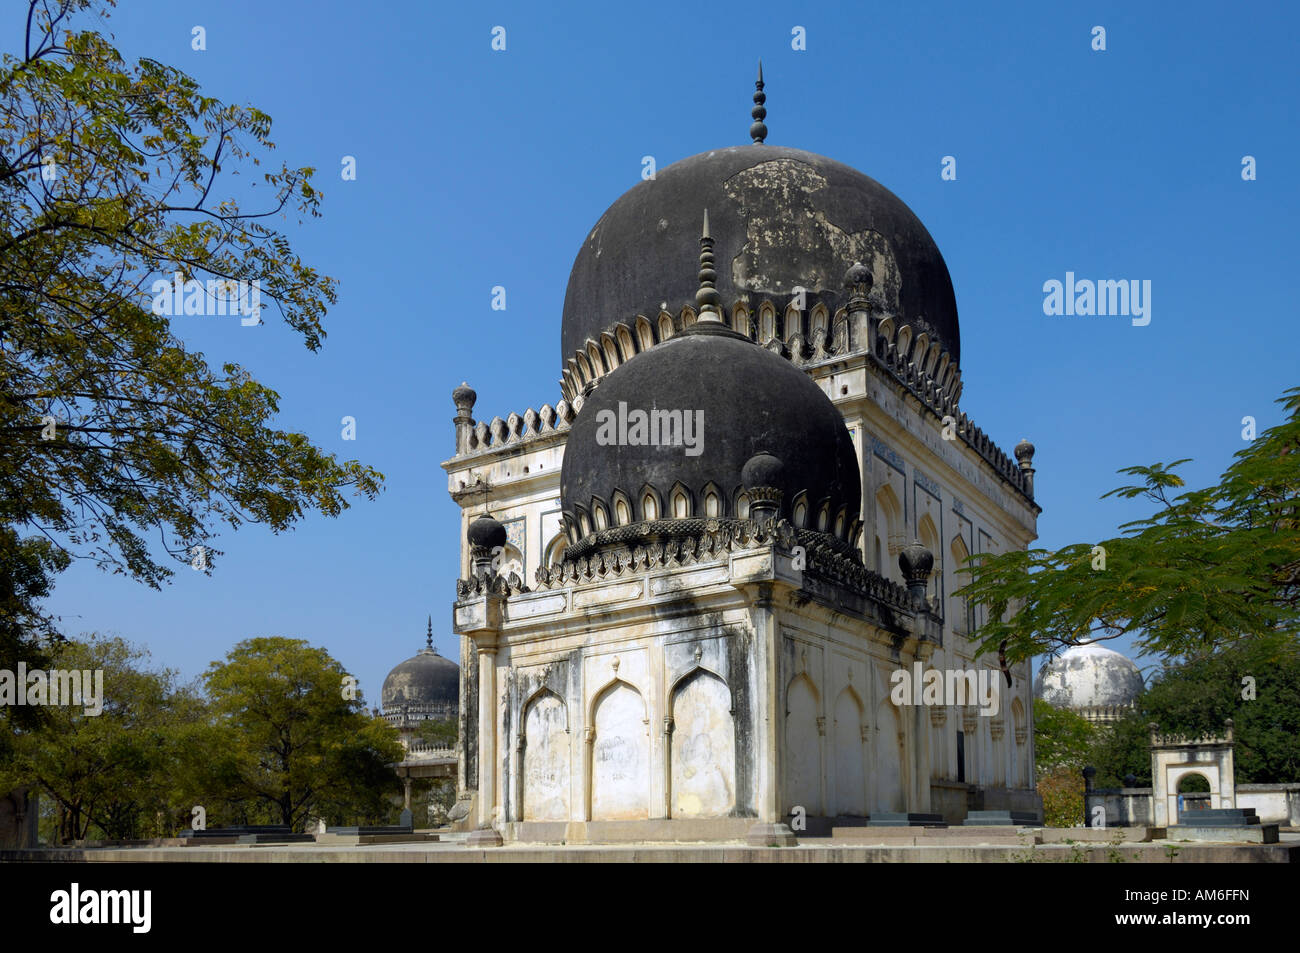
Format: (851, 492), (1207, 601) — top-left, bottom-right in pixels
(414, 716), (457, 749)
(1033, 698), (1095, 772)
(5, 634), (204, 842)
(195, 637), (404, 830)
(0, 0), (382, 654)
(1088, 639), (1300, 787)
(1086, 715), (1152, 789)
(5, 632), (407, 841)
(1037, 768), (1085, 829)
(957, 386), (1300, 664)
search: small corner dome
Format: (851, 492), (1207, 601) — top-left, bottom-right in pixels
(467, 513), (507, 550)
(381, 642), (459, 714)
(1033, 643), (1144, 711)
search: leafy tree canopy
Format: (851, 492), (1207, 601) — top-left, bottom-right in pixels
(4, 633), (204, 842)
(0, 0), (381, 663)
(197, 637), (404, 830)
(958, 386), (1300, 665)
(1032, 698), (1095, 773)
(1089, 638), (1300, 787)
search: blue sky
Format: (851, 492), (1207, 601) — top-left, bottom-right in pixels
(18, 0), (1299, 697)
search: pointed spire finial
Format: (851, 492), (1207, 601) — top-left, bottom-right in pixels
(426, 615), (433, 651)
(695, 209), (722, 320)
(750, 60), (767, 144)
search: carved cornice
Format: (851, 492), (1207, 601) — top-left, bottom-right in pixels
(528, 516), (915, 614)
(456, 568), (529, 600)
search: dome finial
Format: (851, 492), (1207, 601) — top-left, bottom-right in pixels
(426, 615), (433, 651)
(750, 60), (767, 144)
(695, 209), (722, 321)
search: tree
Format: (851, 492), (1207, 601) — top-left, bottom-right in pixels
(1088, 639), (1300, 787)
(1033, 698), (1095, 772)
(414, 716), (457, 749)
(197, 637), (403, 830)
(0, 0), (382, 662)
(957, 386), (1300, 665)
(3, 634), (204, 843)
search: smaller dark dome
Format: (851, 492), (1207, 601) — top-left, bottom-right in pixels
(742, 452), (785, 489)
(1014, 438), (1035, 463)
(467, 513), (506, 550)
(560, 325), (861, 541)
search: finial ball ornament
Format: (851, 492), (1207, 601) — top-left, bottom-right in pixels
(898, 539), (934, 584)
(467, 513), (507, 550)
(742, 451), (785, 490)
(845, 260), (873, 293)
(453, 381), (477, 409)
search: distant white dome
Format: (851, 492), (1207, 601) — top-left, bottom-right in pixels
(1034, 644), (1144, 715)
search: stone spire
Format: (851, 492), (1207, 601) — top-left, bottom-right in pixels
(426, 615), (435, 653)
(695, 209), (722, 322)
(750, 60), (767, 144)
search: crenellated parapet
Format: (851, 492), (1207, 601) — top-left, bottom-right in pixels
(1072, 703), (1136, 727)
(1150, 719), (1234, 748)
(451, 385), (577, 461)
(455, 568), (529, 599)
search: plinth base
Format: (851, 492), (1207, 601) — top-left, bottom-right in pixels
(746, 822), (798, 847)
(466, 827), (504, 848)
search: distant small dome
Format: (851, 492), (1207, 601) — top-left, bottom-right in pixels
(1034, 644), (1144, 714)
(382, 624), (459, 725)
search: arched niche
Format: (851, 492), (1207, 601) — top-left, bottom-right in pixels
(874, 688), (904, 812)
(590, 681), (649, 821)
(669, 669), (735, 817)
(833, 685), (867, 817)
(784, 672), (822, 815)
(522, 689), (570, 821)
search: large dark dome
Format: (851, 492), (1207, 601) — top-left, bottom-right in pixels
(561, 145), (960, 368)
(560, 323), (861, 541)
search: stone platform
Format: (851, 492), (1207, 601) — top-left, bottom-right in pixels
(1167, 825), (1279, 843)
(6, 832), (1296, 863)
(315, 832), (441, 846)
(1166, 807), (1281, 843)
